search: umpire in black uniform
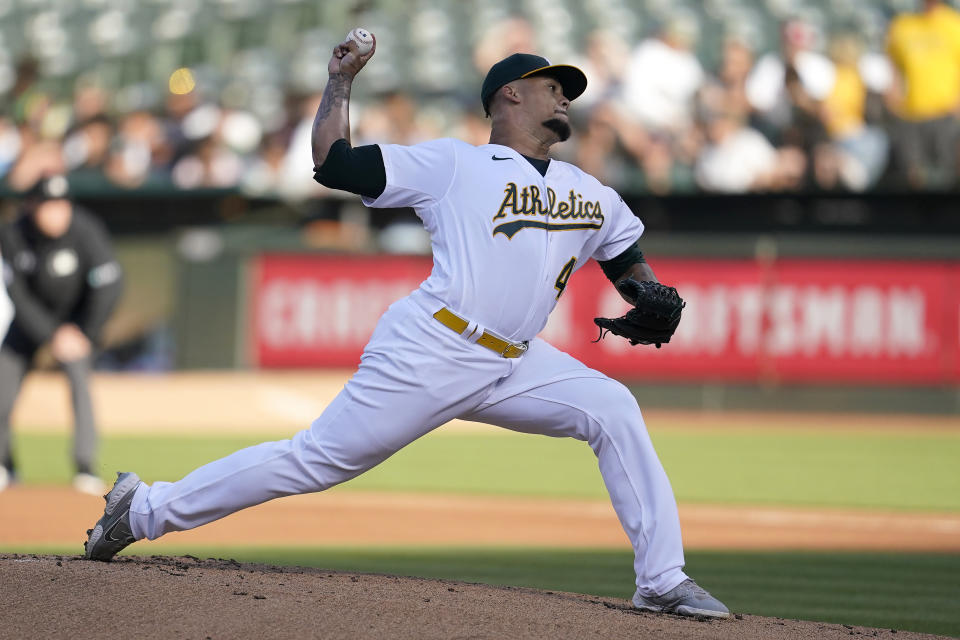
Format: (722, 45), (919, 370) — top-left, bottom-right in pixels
(0, 175), (123, 494)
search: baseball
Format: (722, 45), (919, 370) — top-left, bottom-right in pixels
(346, 27), (374, 55)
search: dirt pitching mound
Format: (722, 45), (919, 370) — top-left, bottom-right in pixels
(1, 555), (948, 640)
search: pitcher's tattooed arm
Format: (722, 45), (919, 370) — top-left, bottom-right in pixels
(312, 73), (354, 167)
(311, 34), (375, 166)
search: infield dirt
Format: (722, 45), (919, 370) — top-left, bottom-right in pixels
(2, 486), (960, 552)
(2, 554), (952, 640)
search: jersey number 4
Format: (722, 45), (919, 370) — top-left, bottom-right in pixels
(554, 257), (577, 299)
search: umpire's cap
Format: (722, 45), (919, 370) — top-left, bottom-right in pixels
(25, 174), (71, 202)
(481, 53), (587, 116)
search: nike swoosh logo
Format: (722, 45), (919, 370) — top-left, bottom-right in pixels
(491, 155), (511, 161)
(104, 520), (133, 544)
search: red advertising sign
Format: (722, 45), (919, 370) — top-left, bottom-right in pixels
(546, 259), (767, 381)
(950, 265), (960, 382)
(551, 259), (957, 383)
(250, 254), (960, 384)
(251, 254), (432, 368)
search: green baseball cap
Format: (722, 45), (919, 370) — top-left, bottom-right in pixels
(481, 53), (588, 115)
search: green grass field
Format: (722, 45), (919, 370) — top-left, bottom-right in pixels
(6, 427), (960, 637)
(11, 427), (960, 511)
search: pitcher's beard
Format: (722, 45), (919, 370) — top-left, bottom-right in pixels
(542, 117), (571, 142)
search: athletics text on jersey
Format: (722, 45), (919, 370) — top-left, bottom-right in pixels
(492, 182), (605, 239)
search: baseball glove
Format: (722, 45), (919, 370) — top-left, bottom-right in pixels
(593, 279), (685, 348)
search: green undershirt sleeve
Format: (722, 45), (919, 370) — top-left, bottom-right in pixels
(313, 138), (387, 199)
(597, 242), (645, 283)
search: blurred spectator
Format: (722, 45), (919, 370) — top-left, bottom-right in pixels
(10, 58), (42, 127)
(0, 5), (954, 198)
(171, 105), (257, 189)
(638, 133), (697, 195)
(62, 114), (115, 186)
(106, 110), (175, 189)
(619, 16), (705, 134)
(885, 0), (960, 188)
(820, 34), (890, 191)
(746, 18), (836, 143)
(0, 175), (123, 495)
(472, 15), (537, 78)
(71, 83), (109, 125)
(695, 107), (784, 193)
(573, 103), (637, 189)
(6, 135), (66, 191)
(0, 117), (21, 180)
(276, 92), (330, 201)
(241, 130), (292, 195)
(780, 66), (831, 189)
(572, 101), (696, 195)
(708, 38), (756, 122)
(159, 90), (200, 167)
(450, 111), (492, 147)
(354, 91), (435, 145)
(573, 29), (632, 110)
(568, 17), (707, 195)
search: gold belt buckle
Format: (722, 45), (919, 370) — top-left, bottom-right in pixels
(500, 341), (528, 359)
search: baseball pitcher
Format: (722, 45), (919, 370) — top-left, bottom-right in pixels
(84, 33), (729, 618)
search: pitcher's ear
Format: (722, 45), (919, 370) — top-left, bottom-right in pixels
(501, 83), (522, 105)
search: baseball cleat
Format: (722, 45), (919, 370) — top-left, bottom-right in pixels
(84, 472), (142, 561)
(632, 579), (730, 618)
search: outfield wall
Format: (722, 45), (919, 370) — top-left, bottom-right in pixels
(88, 230), (960, 411)
(249, 254), (960, 385)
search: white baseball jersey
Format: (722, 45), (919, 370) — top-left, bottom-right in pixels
(127, 137), (689, 600)
(363, 139), (643, 341)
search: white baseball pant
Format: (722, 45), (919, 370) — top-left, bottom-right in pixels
(127, 290), (688, 596)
